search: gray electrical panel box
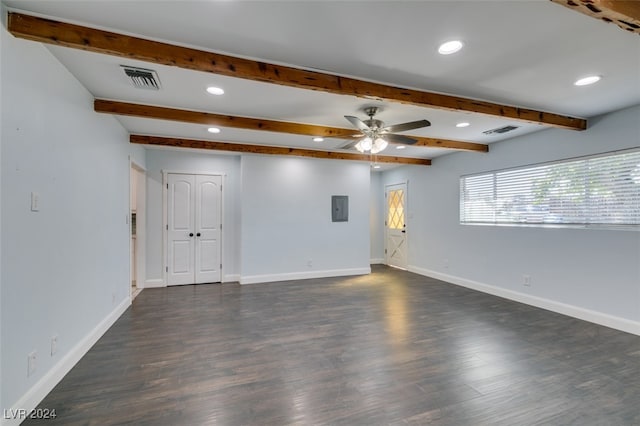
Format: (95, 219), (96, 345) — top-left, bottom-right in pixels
(331, 195), (348, 222)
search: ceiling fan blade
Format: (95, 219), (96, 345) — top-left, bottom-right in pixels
(384, 134), (418, 145)
(345, 115), (371, 132)
(339, 139), (360, 150)
(382, 119), (431, 133)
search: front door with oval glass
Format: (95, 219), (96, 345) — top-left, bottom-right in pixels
(167, 173), (222, 285)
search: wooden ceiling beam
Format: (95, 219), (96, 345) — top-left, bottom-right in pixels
(95, 99), (356, 138)
(130, 135), (432, 166)
(9, 12), (587, 130)
(96, 99), (488, 152)
(551, 0), (640, 34)
(411, 137), (488, 152)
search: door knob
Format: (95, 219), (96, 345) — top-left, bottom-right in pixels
(196, 233), (201, 237)
(189, 233), (194, 237)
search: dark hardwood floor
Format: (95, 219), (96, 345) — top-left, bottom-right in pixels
(26, 266), (640, 425)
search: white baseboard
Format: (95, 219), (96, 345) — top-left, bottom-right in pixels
(408, 265), (640, 337)
(146, 277), (241, 286)
(144, 278), (165, 288)
(2, 297), (131, 426)
(223, 274), (240, 283)
(370, 258), (385, 265)
(240, 267), (371, 285)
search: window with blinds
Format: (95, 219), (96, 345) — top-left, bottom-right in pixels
(460, 149), (640, 228)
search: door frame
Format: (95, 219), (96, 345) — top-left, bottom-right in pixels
(129, 158), (146, 295)
(384, 180), (409, 270)
(162, 170), (226, 285)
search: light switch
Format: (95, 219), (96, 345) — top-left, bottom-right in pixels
(30, 192), (40, 212)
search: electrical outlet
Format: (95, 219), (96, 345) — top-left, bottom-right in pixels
(523, 274), (531, 287)
(112, 292), (117, 305)
(307, 259), (313, 268)
(27, 351), (37, 377)
(51, 335), (58, 356)
(444, 259), (449, 271)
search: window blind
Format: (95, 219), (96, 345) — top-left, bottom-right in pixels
(460, 149), (640, 228)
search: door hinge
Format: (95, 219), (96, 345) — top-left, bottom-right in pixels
(385, 249), (387, 254)
(166, 266), (168, 272)
(220, 223), (222, 230)
(220, 185), (223, 191)
(220, 264), (222, 269)
(166, 183), (168, 189)
(166, 224), (168, 230)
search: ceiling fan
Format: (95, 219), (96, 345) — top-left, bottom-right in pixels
(342, 107), (431, 154)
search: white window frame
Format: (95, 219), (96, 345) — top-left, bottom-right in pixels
(460, 148), (640, 231)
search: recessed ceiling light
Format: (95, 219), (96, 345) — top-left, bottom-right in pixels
(206, 86), (225, 95)
(373, 164), (381, 169)
(396, 145), (406, 150)
(313, 137), (324, 142)
(207, 127), (221, 134)
(574, 75), (601, 86)
(438, 40), (463, 55)
(456, 122), (470, 128)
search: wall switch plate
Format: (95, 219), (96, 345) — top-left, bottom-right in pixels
(27, 351), (37, 377)
(51, 335), (58, 356)
(30, 192), (40, 211)
(523, 274), (532, 287)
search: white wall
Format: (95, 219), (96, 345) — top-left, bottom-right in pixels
(240, 155), (370, 283)
(382, 104), (640, 334)
(0, 6), (3, 414)
(145, 151), (373, 285)
(0, 23), (144, 417)
(369, 171), (384, 263)
(144, 149), (241, 284)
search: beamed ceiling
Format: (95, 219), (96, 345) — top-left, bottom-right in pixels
(3, 1), (640, 168)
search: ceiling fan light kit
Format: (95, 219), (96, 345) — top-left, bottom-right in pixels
(355, 137), (371, 153)
(354, 137), (388, 154)
(372, 138), (388, 154)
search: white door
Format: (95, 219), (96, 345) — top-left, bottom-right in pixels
(385, 183), (408, 269)
(167, 174), (222, 285)
(194, 175), (222, 283)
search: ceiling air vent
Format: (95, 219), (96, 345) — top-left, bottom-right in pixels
(121, 66), (161, 90)
(483, 125), (519, 135)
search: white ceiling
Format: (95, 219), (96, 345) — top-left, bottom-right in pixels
(4, 0), (640, 164)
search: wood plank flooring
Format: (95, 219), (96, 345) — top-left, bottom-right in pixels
(25, 266), (640, 425)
